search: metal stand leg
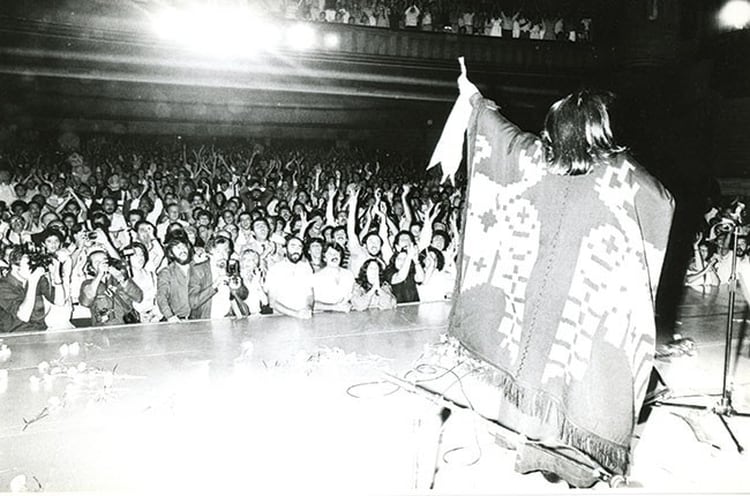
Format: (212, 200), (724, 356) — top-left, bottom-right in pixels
(654, 222), (749, 454)
(716, 413), (744, 454)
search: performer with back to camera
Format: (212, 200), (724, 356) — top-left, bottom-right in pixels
(424, 58), (675, 487)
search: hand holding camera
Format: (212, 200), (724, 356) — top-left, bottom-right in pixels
(96, 260), (110, 278)
(108, 265), (126, 283)
(213, 274), (230, 289)
(29, 266), (46, 283)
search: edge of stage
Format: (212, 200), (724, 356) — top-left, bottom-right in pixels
(0, 294), (748, 492)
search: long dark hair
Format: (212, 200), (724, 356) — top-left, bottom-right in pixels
(541, 90), (625, 175)
(356, 258), (386, 292)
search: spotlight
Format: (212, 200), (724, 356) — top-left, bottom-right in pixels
(323, 32), (340, 49)
(718, 0), (750, 30)
(286, 23), (317, 50)
(151, 5), (277, 57)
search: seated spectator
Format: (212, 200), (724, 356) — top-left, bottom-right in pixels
(157, 234), (194, 322)
(157, 203), (189, 241)
(265, 236), (314, 319)
(5, 215), (32, 246)
(126, 242), (162, 323)
(78, 250), (143, 327)
(188, 236), (249, 319)
(313, 243), (354, 312)
(305, 237), (325, 273)
(100, 196), (130, 249)
(417, 246), (454, 302)
(384, 245), (424, 304)
(0, 245), (65, 332)
(134, 220), (165, 271)
(351, 257), (397, 311)
(685, 240), (720, 290)
(238, 248), (268, 315)
(39, 227), (75, 330)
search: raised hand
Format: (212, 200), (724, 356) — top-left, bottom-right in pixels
(457, 56), (479, 98)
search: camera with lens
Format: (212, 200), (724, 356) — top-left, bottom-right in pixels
(21, 243), (56, 271)
(106, 257), (129, 273)
(227, 259), (240, 277)
(28, 251), (56, 271)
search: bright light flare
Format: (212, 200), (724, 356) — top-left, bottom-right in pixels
(718, 0), (750, 30)
(323, 32), (340, 49)
(152, 5), (281, 57)
(286, 23), (317, 50)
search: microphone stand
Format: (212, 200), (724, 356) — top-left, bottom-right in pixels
(654, 220), (750, 453)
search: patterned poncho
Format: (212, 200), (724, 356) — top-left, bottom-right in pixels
(446, 94), (674, 485)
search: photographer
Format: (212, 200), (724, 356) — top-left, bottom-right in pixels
(0, 245), (65, 332)
(188, 236), (249, 319)
(38, 228), (75, 330)
(79, 250), (143, 327)
(87, 211), (121, 259)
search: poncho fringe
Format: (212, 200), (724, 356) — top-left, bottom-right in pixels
(442, 339), (629, 475)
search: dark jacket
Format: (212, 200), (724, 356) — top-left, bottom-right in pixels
(79, 276), (143, 327)
(156, 262), (192, 319)
(0, 274), (53, 332)
(188, 261), (249, 320)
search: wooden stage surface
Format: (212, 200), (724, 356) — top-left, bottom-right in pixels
(0, 293), (748, 492)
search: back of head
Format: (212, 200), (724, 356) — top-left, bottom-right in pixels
(542, 90), (625, 175)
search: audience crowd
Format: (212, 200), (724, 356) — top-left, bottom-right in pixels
(0, 136), (463, 331)
(685, 199), (750, 294)
(270, 0), (594, 42)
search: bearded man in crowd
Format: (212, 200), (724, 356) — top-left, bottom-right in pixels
(265, 236), (314, 319)
(156, 234), (195, 322)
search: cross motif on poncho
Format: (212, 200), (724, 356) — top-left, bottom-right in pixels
(460, 135), (545, 363)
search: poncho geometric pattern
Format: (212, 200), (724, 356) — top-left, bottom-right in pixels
(447, 94), (675, 485)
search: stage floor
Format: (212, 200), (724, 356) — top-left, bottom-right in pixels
(0, 289), (748, 492)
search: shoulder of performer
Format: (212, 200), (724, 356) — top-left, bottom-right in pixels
(469, 92), (500, 112)
(619, 154), (675, 208)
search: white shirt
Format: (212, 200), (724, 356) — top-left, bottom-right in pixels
(266, 259), (314, 311)
(716, 252), (734, 285)
(313, 266), (354, 305)
(417, 269), (455, 302)
(0, 183), (16, 206)
(404, 6), (420, 26)
(108, 212), (130, 248)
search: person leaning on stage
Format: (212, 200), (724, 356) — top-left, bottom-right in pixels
(264, 235), (314, 319)
(156, 233), (194, 322)
(351, 257), (397, 311)
(187, 235), (249, 320)
(312, 243), (354, 312)
(78, 249), (143, 327)
(0, 245), (65, 332)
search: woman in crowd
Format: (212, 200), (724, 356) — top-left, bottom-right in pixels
(416, 246), (454, 302)
(238, 248), (268, 315)
(384, 244), (423, 304)
(351, 257), (396, 311)
(126, 242), (162, 323)
(685, 236), (720, 291)
(313, 243), (354, 312)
